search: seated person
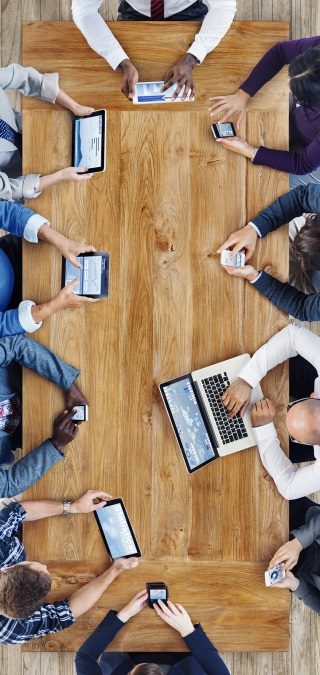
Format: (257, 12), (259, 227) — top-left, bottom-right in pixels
(0, 199), (98, 337)
(0, 491), (138, 644)
(75, 590), (230, 674)
(221, 323), (320, 500)
(0, 62), (94, 202)
(72, 0), (236, 100)
(208, 36), (320, 185)
(0, 331), (86, 469)
(217, 184), (320, 321)
(267, 497), (320, 614)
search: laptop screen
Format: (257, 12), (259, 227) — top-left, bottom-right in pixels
(160, 375), (218, 473)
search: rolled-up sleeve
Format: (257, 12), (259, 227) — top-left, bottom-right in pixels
(0, 172), (41, 202)
(40, 72), (59, 103)
(17, 301), (42, 333)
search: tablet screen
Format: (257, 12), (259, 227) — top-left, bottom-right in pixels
(82, 256), (102, 295)
(161, 376), (216, 472)
(64, 253), (109, 297)
(96, 502), (139, 559)
(73, 112), (105, 170)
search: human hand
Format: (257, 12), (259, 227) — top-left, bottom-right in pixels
(70, 490), (113, 514)
(215, 135), (257, 160)
(59, 167), (93, 183)
(221, 263), (259, 282)
(119, 59), (139, 100)
(208, 89), (250, 129)
(162, 54), (197, 100)
(117, 590), (148, 623)
(251, 397), (276, 428)
(55, 236), (96, 268)
(221, 377), (252, 418)
(269, 569), (300, 591)
(217, 224), (258, 261)
(52, 280), (100, 310)
(154, 600), (195, 638)
(65, 382), (89, 411)
(269, 538), (303, 571)
(112, 557), (139, 573)
(51, 410), (79, 452)
(71, 103), (95, 117)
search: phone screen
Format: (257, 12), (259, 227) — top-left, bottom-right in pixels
(149, 587), (167, 601)
(213, 122), (235, 138)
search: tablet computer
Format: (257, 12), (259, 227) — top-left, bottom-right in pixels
(72, 109), (107, 173)
(94, 498), (141, 560)
(133, 81), (193, 105)
(62, 252), (110, 298)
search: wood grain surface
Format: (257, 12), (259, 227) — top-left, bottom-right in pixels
(21, 561), (289, 653)
(21, 31), (289, 648)
(22, 21), (289, 113)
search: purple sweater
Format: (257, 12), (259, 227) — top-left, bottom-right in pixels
(240, 36), (320, 174)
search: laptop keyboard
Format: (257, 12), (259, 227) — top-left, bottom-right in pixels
(201, 372), (248, 445)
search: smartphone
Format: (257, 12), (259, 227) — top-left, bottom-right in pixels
(146, 582), (168, 608)
(211, 122), (236, 139)
(72, 405), (89, 422)
(220, 250), (245, 267)
(265, 563), (285, 587)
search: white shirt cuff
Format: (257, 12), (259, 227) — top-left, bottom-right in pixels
(252, 422), (277, 441)
(102, 47), (129, 71)
(238, 362), (262, 389)
(248, 221), (262, 237)
(24, 214), (49, 243)
(187, 43), (207, 65)
(18, 301), (42, 333)
(250, 271), (262, 284)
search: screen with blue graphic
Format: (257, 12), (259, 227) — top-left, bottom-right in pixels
(162, 376), (216, 471)
(96, 502), (138, 559)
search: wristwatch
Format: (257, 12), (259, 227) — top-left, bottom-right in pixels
(63, 499), (72, 516)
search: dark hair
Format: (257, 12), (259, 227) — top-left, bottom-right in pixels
(289, 45), (320, 109)
(290, 214), (320, 293)
(130, 666), (163, 675)
(0, 565), (51, 618)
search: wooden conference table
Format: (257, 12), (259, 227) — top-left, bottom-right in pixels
(22, 20), (289, 652)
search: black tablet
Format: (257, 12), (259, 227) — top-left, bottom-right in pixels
(72, 109), (107, 173)
(62, 252), (110, 298)
(94, 499), (141, 560)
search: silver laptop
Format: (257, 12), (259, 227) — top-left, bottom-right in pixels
(160, 354), (263, 473)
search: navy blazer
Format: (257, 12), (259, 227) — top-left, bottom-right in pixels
(75, 610), (230, 675)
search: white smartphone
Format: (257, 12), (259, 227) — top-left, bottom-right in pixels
(265, 563), (285, 587)
(220, 250), (245, 267)
(72, 405), (89, 422)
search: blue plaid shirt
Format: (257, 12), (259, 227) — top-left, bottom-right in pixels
(0, 503), (75, 644)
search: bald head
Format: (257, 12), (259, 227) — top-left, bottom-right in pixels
(286, 398), (320, 445)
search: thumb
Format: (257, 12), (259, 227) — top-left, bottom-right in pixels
(66, 278), (79, 290)
(73, 166), (89, 173)
(70, 256), (82, 269)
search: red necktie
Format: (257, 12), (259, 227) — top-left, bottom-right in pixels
(151, 0), (164, 20)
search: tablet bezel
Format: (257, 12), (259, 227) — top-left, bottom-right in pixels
(159, 374), (219, 474)
(94, 498), (142, 561)
(61, 252), (110, 298)
(72, 109), (106, 173)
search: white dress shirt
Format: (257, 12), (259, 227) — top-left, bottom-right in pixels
(238, 323), (320, 500)
(72, 0), (236, 70)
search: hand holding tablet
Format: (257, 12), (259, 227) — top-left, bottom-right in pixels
(133, 81), (194, 104)
(62, 252), (110, 299)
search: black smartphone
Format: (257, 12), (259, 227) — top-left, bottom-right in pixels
(211, 122), (236, 139)
(146, 582), (168, 608)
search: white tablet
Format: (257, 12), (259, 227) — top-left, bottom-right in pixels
(133, 81), (193, 105)
(72, 109), (107, 173)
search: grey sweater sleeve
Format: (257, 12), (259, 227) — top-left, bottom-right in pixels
(291, 507), (320, 549)
(293, 578), (320, 614)
(0, 440), (63, 498)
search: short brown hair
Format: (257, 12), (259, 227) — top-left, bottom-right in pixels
(0, 565), (51, 618)
(131, 666), (163, 675)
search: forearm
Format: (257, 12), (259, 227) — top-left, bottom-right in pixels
(0, 334), (79, 389)
(253, 142), (320, 175)
(255, 427), (320, 499)
(251, 186), (314, 238)
(188, 0), (236, 64)
(0, 440), (63, 499)
(55, 88), (80, 113)
(20, 499), (64, 520)
(239, 324), (301, 388)
(69, 567), (119, 618)
(38, 170), (66, 192)
(252, 272), (320, 321)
